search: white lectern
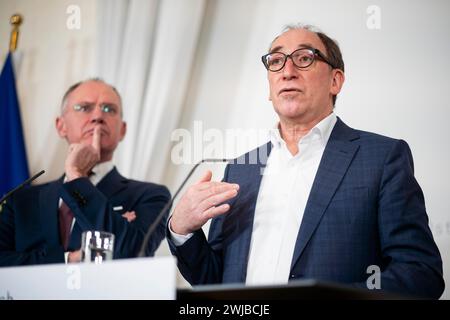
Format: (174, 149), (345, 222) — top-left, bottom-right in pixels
(0, 256), (176, 300)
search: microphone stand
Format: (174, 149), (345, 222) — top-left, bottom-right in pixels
(0, 170), (45, 212)
(0, 170), (45, 203)
(137, 159), (230, 258)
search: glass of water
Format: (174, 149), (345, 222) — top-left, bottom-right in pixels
(81, 230), (115, 264)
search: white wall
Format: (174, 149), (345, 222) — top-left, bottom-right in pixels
(1, 0), (449, 298)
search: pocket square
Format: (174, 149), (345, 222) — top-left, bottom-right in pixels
(122, 211), (136, 222)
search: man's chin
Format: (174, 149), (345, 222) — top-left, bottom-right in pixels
(275, 103), (308, 120)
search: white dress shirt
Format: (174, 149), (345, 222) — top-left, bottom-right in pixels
(245, 113), (336, 285)
(88, 161), (114, 186)
(169, 113), (337, 285)
(63, 161), (114, 262)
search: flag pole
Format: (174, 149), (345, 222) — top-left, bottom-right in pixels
(9, 14), (23, 52)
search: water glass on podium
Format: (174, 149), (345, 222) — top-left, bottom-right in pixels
(81, 230), (115, 264)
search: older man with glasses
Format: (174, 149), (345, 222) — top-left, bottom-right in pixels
(0, 79), (171, 265)
(167, 24), (444, 299)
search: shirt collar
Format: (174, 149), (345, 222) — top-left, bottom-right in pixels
(269, 112), (337, 149)
(90, 161), (114, 186)
(314, 112), (337, 147)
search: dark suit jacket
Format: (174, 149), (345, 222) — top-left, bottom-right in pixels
(0, 167), (170, 266)
(169, 118), (444, 299)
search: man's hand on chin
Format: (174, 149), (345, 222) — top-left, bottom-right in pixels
(65, 126), (101, 181)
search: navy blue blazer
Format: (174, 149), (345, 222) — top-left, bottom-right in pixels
(169, 118), (444, 299)
(0, 167), (170, 266)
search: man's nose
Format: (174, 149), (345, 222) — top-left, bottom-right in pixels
(90, 105), (105, 124)
(282, 58), (298, 80)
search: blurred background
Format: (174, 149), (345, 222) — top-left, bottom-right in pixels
(1, 0), (449, 298)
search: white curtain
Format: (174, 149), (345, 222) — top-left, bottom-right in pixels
(96, 0), (206, 183)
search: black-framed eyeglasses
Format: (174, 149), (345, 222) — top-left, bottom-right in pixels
(261, 47), (335, 72)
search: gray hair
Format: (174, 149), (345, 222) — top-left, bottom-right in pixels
(60, 78), (123, 117)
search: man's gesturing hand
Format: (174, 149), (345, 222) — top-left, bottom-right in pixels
(170, 170), (239, 235)
(65, 126), (101, 181)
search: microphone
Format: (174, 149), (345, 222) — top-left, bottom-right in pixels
(137, 158), (231, 258)
(0, 170), (45, 206)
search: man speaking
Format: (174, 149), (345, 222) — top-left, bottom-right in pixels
(167, 24), (444, 299)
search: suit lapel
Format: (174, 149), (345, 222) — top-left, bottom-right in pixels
(67, 168), (127, 249)
(35, 169), (126, 250)
(290, 118), (360, 269)
(39, 178), (63, 246)
(96, 167), (128, 199)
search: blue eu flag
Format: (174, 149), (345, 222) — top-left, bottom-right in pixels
(0, 53), (29, 197)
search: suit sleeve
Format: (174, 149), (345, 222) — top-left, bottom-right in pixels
(0, 199), (65, 266)
(353, 139), (444, 299)
(167, 165), (231, 285)
(60, 178), (171, 258)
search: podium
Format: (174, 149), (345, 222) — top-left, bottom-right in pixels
(177, 279), (406, 300)
(1, 259), (408, 300)
(0, 256), (177, 299)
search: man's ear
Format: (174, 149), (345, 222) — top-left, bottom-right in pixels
(330, 69), (345, 96)
(55, 116), (67, 138)
(119, 121), (127, 141)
